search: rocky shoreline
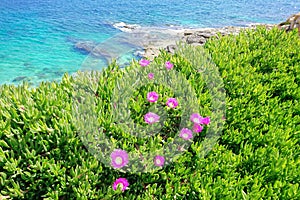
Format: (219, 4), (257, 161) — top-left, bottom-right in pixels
(72, 23), (277, 62)
(142, 24), (276, 60)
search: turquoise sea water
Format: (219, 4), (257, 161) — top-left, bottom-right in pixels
(0, 0), (299, 86)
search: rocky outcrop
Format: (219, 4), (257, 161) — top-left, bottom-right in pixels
(113, 22), (141, 32)
(277, 12), (300, 36)
(74, 40), (124, 60)
(72, 27), (183, 61)
(12, 76), (27, 82)
(161, 24), (275, 56)
(73, 24), (276, 62)
(74, 41), (97, 54)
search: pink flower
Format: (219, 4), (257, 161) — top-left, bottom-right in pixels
(201, 117), (211, 125)
(154, 155), (165, 167)
(148, 73), (154, 79)
(113, 178), (129, 191)
(139, 59), (150, 67)
(190, 113), (203, 124)
(111, 149), (129, 169)
(193, 123), (203, 133)
(165, 61), (173, 70)
(179, 128), (193, 140)
(144, 112), (160, 124)
(166, 98), (178, 108)
(147, 91), (159, 103)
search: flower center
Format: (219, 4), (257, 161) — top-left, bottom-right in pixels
(149, 117), (154, 123)
(117, 183), (124, 190)
(115, 156), (123, 165)
(194, 118), (200, 124)
(183, 133), (188, 139)
(156, 159), (161, 165)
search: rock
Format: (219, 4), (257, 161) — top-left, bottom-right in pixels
(182, 23), (276, 47)
(90, 46), (109, 58)
(12, 76), (27, 82)
(186, 35), (207, 44)
(144, 47), (161, 60)
(75, 23), (277, 62)
(113, 22), (140, 32)
(73, 41), (113, 59)
(279, 24), (292, 31)
(191, 43), (203, 47)
(147, 23), (276, 59)
(184, 32), (193, 36)
(165, 45), (178, 54)
(74, 41), (97, 54)
(197, 31), (215, 38)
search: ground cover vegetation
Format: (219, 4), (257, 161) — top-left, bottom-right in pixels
(0, 26), (299, 199)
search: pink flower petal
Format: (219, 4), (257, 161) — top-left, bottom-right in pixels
(139, 59), (150, 67)
(179, 128), (193, 140)
(190, 113), (203, 124)
(154, 155), (165, 167)
(148, 73), (154, 79)
(144, 112), (160, 124)
(147, 91), (159, 103)
(165, 61), (174, 70)
(113, 178), (129, 191)
(201, 117), (211, 125)
(111, 149), (129, 169)
(193, 123), (203, 133)
(166, 98), (178, 108)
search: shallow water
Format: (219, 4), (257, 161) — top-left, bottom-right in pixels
(0, 0), (299, 86)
